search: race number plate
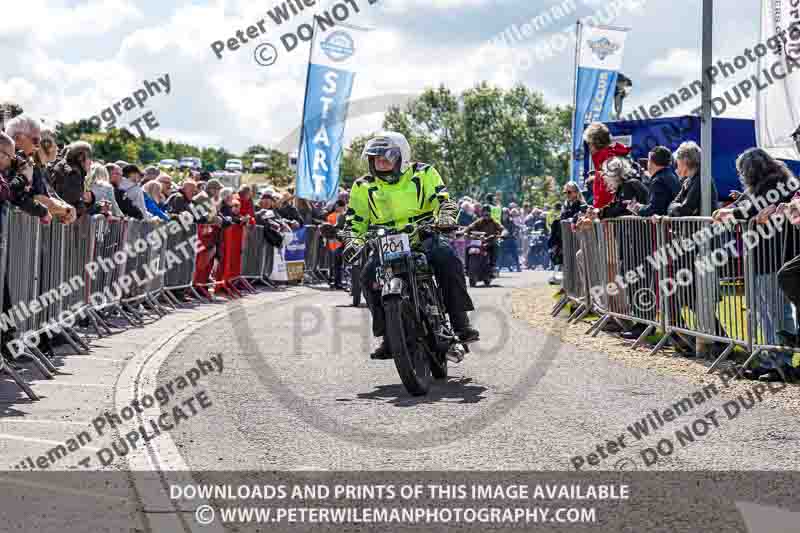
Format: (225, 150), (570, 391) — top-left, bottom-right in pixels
(381, 233), (411, 261)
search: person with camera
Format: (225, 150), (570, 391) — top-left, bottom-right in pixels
(48, 141), (96, 219)
(0, 131), (48, 219)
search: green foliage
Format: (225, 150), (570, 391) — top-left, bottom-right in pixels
(52, 122), (291, 176)
(378, 83), (574, 204)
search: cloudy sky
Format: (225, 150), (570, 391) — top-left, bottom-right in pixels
(0, 0), (763, 154)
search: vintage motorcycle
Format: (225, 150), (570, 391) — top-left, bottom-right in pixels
(464, 231), (497, 287)
(346, 223), (470, 396)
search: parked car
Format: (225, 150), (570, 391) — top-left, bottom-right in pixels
(179, 157), (202, 171)
(159, 159), (178, 170)
(251, 154), (269, 174)
(225, 159), (244, 172)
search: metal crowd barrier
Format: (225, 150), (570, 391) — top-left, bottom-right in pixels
(552, 221), (584, 318)
(0, 208), (283, 401)
(739, 218), (799, 373)
(555, 214), (800, 376)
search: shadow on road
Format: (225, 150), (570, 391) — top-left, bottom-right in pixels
(356, 377), (488, 407)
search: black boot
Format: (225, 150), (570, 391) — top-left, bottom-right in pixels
(451, 312), (479, 343)
(370, 339), (392, 360)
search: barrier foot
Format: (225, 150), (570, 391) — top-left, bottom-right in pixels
(587, 315), (609, 337)
(551, 296), (569, 317)
(648, 331), (673, 357)
(86, 307), (109, 337)
(63, 326), (89, 353)
(24, 348), (55, 378)
(241, 279), (257, 294)
(144, 293), (167, 317)
(707, 343), (735, 374)
(4, 365), (38, 400)
(631, 325), (654, 350)
(571, 306), (591, 325)
(112, 303), (136, 328)
(124, 303), (146, 324)
(566, 304), (585, 324)
(190, 286), (211, 303)
(161, 289), (181, 309)
(737, 349), (765, 379)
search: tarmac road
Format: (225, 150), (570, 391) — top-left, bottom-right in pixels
(160, 271), (800, 472)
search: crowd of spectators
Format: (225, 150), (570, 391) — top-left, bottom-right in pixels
(554, 120), (800, 382)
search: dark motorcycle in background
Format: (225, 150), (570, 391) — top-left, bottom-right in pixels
(346, 223), (469, 396)
(526, 229), (550, 270)
(464, 231), (497, 287)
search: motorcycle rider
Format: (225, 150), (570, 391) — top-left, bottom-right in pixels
(343, 131), (479, 360)
(464, 205), (504, 269)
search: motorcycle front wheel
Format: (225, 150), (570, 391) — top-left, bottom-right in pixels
(384, 297), (433, 396)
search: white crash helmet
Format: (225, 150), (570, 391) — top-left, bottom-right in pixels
(361, 131), (412, 183)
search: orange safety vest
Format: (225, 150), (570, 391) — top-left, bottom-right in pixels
(327, 212), (342, 251)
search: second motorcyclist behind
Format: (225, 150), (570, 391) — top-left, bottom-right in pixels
(464, 205), (504, 270)
(343, 132), (479, 360)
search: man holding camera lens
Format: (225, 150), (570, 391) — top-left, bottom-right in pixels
(0, 130), (48, 219)
(5, 115), (74, 223)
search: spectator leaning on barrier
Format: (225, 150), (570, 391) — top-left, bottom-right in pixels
(205, 179), (222, 204)
(777, 193), (800, 355)
(32, 124), (76, 223)
(583, 157), (648, 221)
(121, 164), (150, 220)
(88, 163), (123, 218)
(583, 122), (631, 209)
(157, 173), (174, 201)
(166, 179), (198, 219)
(667, 141), (718, 217)
(715, 148), (799, 379)
(47, 141), (96, 218)
(107, 163), (141, 219)
(628, 146), (681, 217)
(237, 184), (255, 220)
(5, 115), (58, 221)
(548, 182), (587, 274)
(277, 192), (303, 229)
(142, 180), (170, 222)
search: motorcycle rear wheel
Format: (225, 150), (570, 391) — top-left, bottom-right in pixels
(384, 297), (433, 396)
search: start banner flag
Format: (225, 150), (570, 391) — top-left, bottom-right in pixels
(571, 23), (629, 185)
(296, 22), (370, 202)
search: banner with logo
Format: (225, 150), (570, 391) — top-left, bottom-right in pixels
(571, 24), (629, 185)
(756, 0), (800, 160)
(271, 228), (307, 282)
(296, 23), (370, 202)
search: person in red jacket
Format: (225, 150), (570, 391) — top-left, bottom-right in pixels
(583, 122), (631, 209)
(237, 184), (256, 223)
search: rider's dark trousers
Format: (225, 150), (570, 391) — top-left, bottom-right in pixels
(361, 235), (475, 337)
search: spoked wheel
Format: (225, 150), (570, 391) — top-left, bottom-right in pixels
(384, 297), (433, 396)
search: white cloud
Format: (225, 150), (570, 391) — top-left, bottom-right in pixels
(644, 48), (701, 82)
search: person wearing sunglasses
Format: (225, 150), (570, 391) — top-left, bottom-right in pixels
(344, 131), (478, 360)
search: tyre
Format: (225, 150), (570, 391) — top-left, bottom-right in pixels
(484, 279), (491, 286)
(430, 348), (448, 379)
(351, 266), (362, 307)
(469, 276), (477, 287)
(384, 297), (433, 396)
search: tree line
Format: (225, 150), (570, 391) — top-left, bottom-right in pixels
(52, 82), (573, 203)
